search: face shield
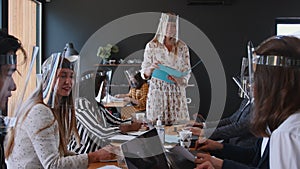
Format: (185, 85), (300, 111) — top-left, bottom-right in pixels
(0, 36), (25, 114)
(252, 54), (300, 68)
(2, 46), (37, 134)
(42, 51), (80, 110)
(124, 68), (140, 88)
(95, 68), (112, 103)
(0, 54), (19, 134)
(247, 41), (255, 103)
(247, 40), (300, 103)
(232, 57), (250, 99)
(154, 13), (179, 44)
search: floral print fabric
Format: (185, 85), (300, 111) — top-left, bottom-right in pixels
(141, 40), (191, 123)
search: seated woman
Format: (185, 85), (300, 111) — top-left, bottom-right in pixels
(194, 35), (300, 169)
(186, 61), (258, 147)
(68, 69), (141, 154)
(6, 53), (114, 168)
(114, 71), (149, 113)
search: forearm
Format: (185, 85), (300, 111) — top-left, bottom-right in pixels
(88, 152), (100, 163)
(212, 143), (257, 164)
(205, 118), (232, 129)
(206, 122), (250, 140)
(141, 44), (153, 80)
(222, 159), (259, 169)
(135, 84), (148, 108)
(116, 93), (130, 98)
(142, 68), (153, 79)
(100, 106), (131, 125)
(76, 111), (120, 138)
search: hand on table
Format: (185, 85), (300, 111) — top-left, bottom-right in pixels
(185, 126), (204, 136)
(99, 145), (117, 160)
(194, 153), (223, 169)
(119, 121), (142, 133)
(194, 161), (215, 169)
(185, 121), (204, 128)
(114, 94), (122, 98)
(195, 139), (223, 152)
(88, 145), (116, 163)
(123, 97), (131, 102)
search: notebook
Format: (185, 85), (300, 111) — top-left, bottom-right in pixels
(152, 64), (189, 84)
(120, 128), (196, 169)
(158, 64), (189, 78)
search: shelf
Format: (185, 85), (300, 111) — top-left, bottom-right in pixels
(187, 84), (195, 87)
(94, 64), (141, 67)
(109, 84), (130, 87)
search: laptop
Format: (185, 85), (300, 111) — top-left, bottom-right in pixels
(120, 128), (196, 169)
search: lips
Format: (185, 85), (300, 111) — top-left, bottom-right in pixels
(63, 87), (71, 92)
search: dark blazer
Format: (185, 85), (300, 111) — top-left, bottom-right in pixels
(211, 138), (269, 169)
(204, 98), (258, 146)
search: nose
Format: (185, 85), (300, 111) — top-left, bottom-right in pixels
(65, 77), (73, 85)
(10, 78), (17, 91)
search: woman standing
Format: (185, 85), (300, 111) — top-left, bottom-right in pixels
(141, 12), (191, 124)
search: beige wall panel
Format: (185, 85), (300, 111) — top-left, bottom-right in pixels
(8, 0), (37, 116)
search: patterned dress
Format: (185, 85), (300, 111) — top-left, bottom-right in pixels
(141, 40), (191, 124)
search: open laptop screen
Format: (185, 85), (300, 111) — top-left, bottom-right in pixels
(121, 128), (170, 169)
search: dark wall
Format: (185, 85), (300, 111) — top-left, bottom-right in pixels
(43, 0), (300, 118)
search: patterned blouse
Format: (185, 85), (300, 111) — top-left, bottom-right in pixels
(128, 83), (149, 112)
(7, 104), (88, 169)
(141, 40), (191, 124)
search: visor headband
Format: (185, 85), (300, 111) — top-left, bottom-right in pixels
(253, 54), (300, 67)
(0, 54), (17, 65)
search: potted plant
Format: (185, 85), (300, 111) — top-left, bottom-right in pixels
(97, 44), (119, 64)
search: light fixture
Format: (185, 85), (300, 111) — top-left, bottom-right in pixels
(62, 42), (79, 62)
(62, 42), (78, 57)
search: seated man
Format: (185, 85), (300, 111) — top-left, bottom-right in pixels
(188, 59), (258, 147)
(68, 69), (141, 154)
(0, 30), (27, 169)
(195, 98), (257, 147)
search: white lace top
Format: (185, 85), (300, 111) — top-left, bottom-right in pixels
(141, 40), (191, 123)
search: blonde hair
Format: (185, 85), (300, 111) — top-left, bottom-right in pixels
(152, 12), (179, 56)
(5, 81), (80, 158)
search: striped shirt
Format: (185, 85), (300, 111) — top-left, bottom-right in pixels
(68, 97), (131, 154)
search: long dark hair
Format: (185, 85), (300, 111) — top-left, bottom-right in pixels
(251, 36), (300, 137)
(134, 72), (147, 89)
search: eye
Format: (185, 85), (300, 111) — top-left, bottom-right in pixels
(59, 72), (67, 78)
